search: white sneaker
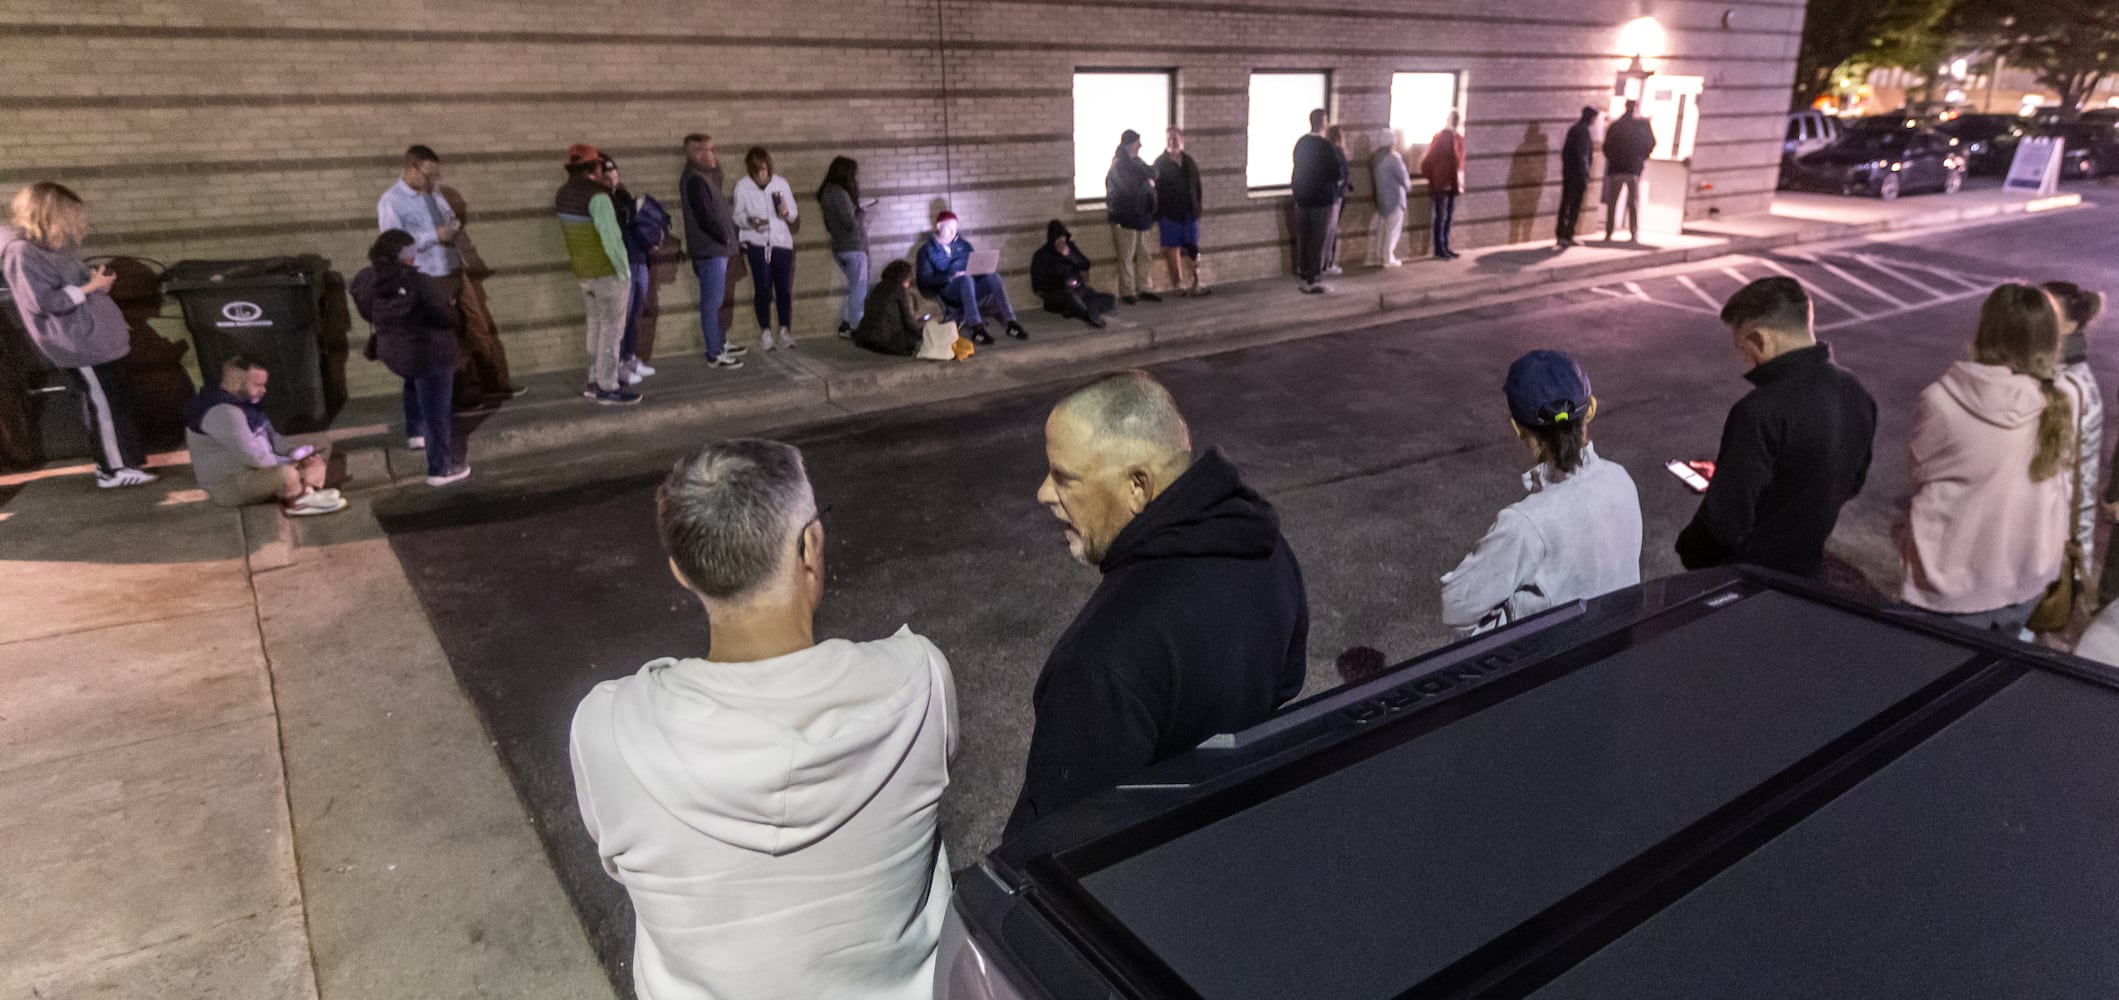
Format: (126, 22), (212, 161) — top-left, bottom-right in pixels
(406, 436), (425, 450)
(285, 491), (348, 516)
(426, 465), (472, 487)
(1382, 258), (1403, 268)
(1324, 265), (1344, 276)
(625, 370), (644, 386)
(759, 329), (777, 352)
(722, 344), (750, 357)
(633, 362), (656, 377)
(97, 467), (158, 489)
(777, 326), (795, 348)
(707, 354), (745, 369)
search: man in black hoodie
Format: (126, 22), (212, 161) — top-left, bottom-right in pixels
(1290, 108), (1341, 294)
(1005, 371), (1309, 837)
(1030, 220), (1115, 328)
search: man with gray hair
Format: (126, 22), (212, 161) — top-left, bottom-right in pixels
(569, 439), (958, 1000)
(1005, 371), (1309, 837)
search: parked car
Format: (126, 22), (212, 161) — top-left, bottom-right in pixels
(1782, 110), (1840, 163)
(1783, 121), (1965, 200)
(2035, 120), (2119, 178)
(937, 567), (2119, 999)
(1936, 113), (2025, 175)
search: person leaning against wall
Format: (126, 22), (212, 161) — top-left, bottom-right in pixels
(1153, 126), (1209, 297)
(1105, 130), (1162, 305)
(678, 133), (747, 370)
(818, 156), (872, 340)
(0, 181), (157, 488)
(733, 146), (799, 351)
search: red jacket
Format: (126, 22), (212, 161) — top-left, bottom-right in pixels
(1420, 129), (1465, 193)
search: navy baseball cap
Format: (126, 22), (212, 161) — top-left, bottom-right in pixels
(1504, 350), (1593, 428)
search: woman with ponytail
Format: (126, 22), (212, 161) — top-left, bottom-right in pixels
(1901, 283), (2075, 633)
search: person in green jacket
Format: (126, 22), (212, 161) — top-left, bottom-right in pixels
(553, 144), (641, 405)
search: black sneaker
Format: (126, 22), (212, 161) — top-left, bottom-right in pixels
(1006, 321), (1028, 340)
(969, 324), (995, 345)
(589, 385), (644, 406)
(1086, 315), (1107, 329)
(837, 321), (853, 339)
(1138, 290), (1164, 303)
(1122, 295), (1138, 305)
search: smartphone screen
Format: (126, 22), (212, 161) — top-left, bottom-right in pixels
(1666, 459), (1713, 493)
(770, 192), (785, 214)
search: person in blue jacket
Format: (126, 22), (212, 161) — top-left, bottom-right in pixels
(915, 211), (1026, 345)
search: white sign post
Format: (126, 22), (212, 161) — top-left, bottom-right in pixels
(2004, 137), (2065, 196)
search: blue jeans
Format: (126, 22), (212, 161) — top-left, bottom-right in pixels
(693, 255), (728, 358)
(1430, 192), (1458, 256)
(938, 273), (1015, 328)
(620, 259), (648, 363)
(402, 371), (454, 478)
(743, 244), (794, 331)
(834, 250), (868, 328)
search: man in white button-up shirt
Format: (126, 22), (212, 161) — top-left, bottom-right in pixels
(376, 144), (458, 278)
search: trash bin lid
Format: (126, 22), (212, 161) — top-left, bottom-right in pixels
(162, 254), (329, 292)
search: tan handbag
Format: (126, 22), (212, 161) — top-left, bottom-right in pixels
(2031, 388), (2090, 633)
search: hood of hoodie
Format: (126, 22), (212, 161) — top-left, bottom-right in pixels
(1099, 448), (1281, 574)
(1938, 360), (2052, 430)
(1046, 219), (1072, 244)
(607, 629), (939, 855)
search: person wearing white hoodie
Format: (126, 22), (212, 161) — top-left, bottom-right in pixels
(569, 439), (957, 1000)
(1901, 284), (2076, 634)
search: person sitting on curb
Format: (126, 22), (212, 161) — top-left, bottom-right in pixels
(1440, 350), (1641, 635)
(851, 259), (925, 357)
(1030, 220), (1115, 329)
(182, 355), (344, 515)
(915, 211), (1026, 345)
(570, 438), (958, 1000)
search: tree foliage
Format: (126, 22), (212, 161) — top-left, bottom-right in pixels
(1955, 0), (2119, 116)
(1794, 0), (1959, 108)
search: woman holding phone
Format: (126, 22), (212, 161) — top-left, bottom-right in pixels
(732, 146), (799, 350)
(817, 156), (870, 338)
(0, 181), (157, 487)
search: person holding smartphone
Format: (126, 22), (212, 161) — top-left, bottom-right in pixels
(1439, 350), (1640, 636)
(0, 181), (158, 488)
(732, 146), (799, 350)
(182, 355), (344, 514)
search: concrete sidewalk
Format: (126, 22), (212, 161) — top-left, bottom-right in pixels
(0, 182), (2084, 1000)
(312, 185), (2079, 480)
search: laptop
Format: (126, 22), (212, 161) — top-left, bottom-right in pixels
(965, 249), (1001, 276)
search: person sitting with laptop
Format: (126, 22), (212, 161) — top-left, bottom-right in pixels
(914, 210), (1026, 345)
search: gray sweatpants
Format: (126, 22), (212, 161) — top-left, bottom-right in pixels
(579, 273), (630, 391)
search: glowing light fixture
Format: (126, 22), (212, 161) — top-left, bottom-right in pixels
(1618, 16), (1667, 60)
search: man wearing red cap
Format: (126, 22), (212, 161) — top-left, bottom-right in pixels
(554, 144), (641, 405)
(914, 211), (1026, 345)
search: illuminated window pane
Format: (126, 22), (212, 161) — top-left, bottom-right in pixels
(1073, 71), (1174, 202)
(1390, 72), (1461, 148)
(1247, 71), (1330, 190)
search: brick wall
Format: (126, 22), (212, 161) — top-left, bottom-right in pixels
(1, 0), (1802, 399)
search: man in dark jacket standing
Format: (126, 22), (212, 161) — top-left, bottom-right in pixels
(1105, 130), (1162, 305)
(1601, 100), (1657, 243)
(1005, 371), (1309, 837)
(679, 133), (745, 368)
(1290, 109), (1340, 294)
(1153, 126), (1208, 297)
(1556, 106), (1598, 248)
(1677, 277), (1878, 578)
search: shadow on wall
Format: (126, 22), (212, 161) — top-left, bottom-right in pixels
(1508, 123), (1551, 245)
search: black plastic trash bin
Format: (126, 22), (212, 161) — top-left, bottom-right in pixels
(163, 255), (331, 431)
(0, 282), (91, 469)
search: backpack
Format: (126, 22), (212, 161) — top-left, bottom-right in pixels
(631, 194), (672, 249)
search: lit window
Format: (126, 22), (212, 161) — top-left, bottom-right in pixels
(1247, 71), (1330, 190)
(1389, 72), (1461, 149)
(1073, 71), (1174, 203)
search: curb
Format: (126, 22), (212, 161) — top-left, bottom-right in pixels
(323, 195), (2077, 475)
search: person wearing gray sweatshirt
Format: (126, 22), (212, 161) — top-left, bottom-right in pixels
(0, 181), (157, 487)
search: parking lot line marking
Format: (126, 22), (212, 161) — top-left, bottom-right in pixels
(1675, 275), (1725, 312)
(1817, 285), (1989, 333)
(1627, 280), (1722, 316)
(1809, 257), (1911, 308)
(1720, 266), (1750, 285)
(1591, 285), (1719, 317)
(1849, 254), (1947, 297)
(1757, 258), (1870, 320)
(1867, 257), (1994, 291)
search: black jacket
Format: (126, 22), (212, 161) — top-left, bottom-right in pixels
(1291, 133), (1340, 207)
(1676, 343), (1878, 577)
(1004, 449), (1309, 837)
(1106, 154), (1159, 230)
(1153, 150), (1203, 221)
(851, 279), (921, 357)
(1563, 119), (1596, 182)
(1604, 115), (1658, 175)
(349, 262), (457, 380)
(1030, 220), (1093, 299)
